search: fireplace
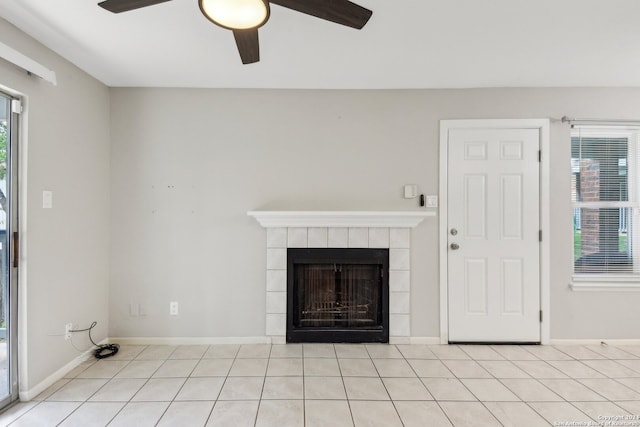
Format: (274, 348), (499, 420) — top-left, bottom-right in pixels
(287, 248), (389, 343)
(248, 211), (433, 343)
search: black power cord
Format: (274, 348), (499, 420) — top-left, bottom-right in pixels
(69, 321), (120, 359)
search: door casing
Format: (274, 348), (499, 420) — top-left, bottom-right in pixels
(438, 119), (550, 344)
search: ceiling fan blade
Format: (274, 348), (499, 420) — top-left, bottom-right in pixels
(233, 29), (260, 64)
(269, 0), (372, 29)
(98, 0), (172, 13)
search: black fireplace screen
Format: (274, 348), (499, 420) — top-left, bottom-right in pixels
(287, 248), (389, 343)
(294, 264), (381, 328)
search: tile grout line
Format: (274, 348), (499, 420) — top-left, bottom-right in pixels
(438, 345), (558, 427)
(494, 346), (615, 425)
(301, 344), (306, 427)
(387, 343), (420, 427)
(126, 344), (175, 422)
(121, 344), (173, 426)
(65, 344), (153, 426)
(15, 360), (94, 427)
(163, 345), (214, 426)
(252, 343), (270, 427)
(88, 346), (143, 426)
(54, 345), (149, 426)
(209, 344), (241, 425)
(335, 343), (358, 427)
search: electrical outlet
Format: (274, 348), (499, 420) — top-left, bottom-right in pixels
(169, 301), (179, 316)
(65, 323), (73, 340)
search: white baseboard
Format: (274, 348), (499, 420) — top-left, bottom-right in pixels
(19, 341), (105, 402)
(407, 337), (442, 345)
(109, 336), (272, 346)
(388, 337), (410, 344)
(109, 336), (443, 346)
(550, 338), (640, 346)
(389, 337), (441, 345)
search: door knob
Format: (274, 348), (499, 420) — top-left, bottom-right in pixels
(450, 243), (460, 250)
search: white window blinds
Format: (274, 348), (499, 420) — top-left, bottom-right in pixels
(571, 126), (640, 275)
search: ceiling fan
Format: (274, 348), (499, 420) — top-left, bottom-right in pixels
(97, 0), (373, 64)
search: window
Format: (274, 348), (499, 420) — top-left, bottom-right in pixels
(571, 125), (640, 283)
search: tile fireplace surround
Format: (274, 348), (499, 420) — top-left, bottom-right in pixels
(247, 211), (434, 344)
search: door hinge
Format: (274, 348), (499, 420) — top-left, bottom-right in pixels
(11, 99), (22, 114)
(539, 310), (543, 322)
(539, 230), (542, 242)
(538, 150), (541, 162)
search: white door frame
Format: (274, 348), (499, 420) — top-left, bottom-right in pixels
(439, 119), (551, 344)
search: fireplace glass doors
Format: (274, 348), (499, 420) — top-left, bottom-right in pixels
(287, 248), (389, 343)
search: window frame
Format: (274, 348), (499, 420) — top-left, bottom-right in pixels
(570, 126), (640, 291)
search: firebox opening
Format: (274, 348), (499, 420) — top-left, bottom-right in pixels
(287, 248), (389, 343)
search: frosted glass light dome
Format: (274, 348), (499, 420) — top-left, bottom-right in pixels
(199, 0), (270, 30)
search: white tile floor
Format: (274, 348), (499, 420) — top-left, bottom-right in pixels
(2, 343), (640, 426)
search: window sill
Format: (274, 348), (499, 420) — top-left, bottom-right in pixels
(570, 275), (640, 291)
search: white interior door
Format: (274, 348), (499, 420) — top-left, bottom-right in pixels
(447, 127), (541, 342)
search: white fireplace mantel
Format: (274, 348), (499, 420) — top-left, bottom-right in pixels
(247, 210), (435, 228)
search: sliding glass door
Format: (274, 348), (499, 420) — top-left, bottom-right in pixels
(0, 92), (19, 407)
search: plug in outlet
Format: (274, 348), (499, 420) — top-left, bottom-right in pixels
(169, 301), (179, 316)
(65, 323), (73, 340)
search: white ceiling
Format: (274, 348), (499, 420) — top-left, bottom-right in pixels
(2, 0), (640, 89)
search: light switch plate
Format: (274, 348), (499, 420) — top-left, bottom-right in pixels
(426, 195), (438, 208)
(42, 190), (53, 209)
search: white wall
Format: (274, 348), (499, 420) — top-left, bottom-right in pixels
(109, 87), (640, 341)
(108, 89), (436, 338)
(0, 19), (111, 392)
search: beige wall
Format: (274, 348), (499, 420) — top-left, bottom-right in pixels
(109, 87), (640, 341)
(0, 18), (111, 392)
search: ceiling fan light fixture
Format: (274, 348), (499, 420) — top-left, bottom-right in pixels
(199, 0), (270, 30)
